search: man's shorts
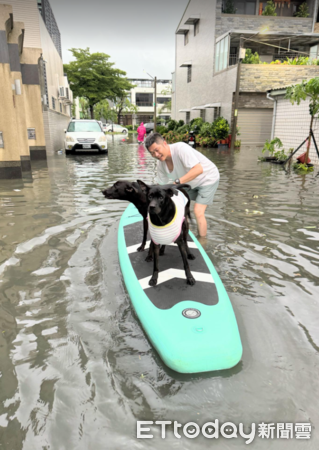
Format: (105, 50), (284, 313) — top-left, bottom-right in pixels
(184, 179), (219, 205)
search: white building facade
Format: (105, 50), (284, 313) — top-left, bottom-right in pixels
(173, 0), (319, 145)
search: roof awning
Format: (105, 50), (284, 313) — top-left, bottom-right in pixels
(176, 28), (190, 35)
(179, 109), (191, 112)
(191, 105), (206, 110)
(180, 61), (192, 67)
(184, 15), (200, 25)
(204, 103), (221, 108)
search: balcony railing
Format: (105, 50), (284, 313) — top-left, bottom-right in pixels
(136, 102), (153, 107)
(229, 54), (238, 66)
(272, 52), (309, 62)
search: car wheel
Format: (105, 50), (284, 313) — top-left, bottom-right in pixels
(65, 149), (72, 155)
(122, 130), (127, 134)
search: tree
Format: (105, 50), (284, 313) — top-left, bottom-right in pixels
(94, 100), (117, 123)
(294, 2), (309, 17)
(64, 48), (134, 119)
(159, 99), (171, 114)
(112, 95), (139, 124)
(223, 0), (237, 14)
(285, 77), (319, 163)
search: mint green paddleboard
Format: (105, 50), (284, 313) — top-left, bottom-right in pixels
(118, 203), (242, 373)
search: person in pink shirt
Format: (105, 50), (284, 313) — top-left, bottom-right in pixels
(137, 122), (146, 143)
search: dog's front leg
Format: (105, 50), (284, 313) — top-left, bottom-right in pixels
(176, 236), (196, 286)
(159, 245), (166, 256)
(137, 217), (148, 252)
(149, 242), (160, 286)
(183, 220), (195, 260)
(145, 239), (153, 262)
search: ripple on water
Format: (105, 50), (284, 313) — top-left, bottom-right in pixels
(0, 139), (318, 448)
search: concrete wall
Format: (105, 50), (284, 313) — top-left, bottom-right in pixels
(240, 65), (319, 92)
(0, 0), (41, 47)
(38, 14), (72, 151)
(273, 96), (319, 164)
(216, 14), (313, 37)
(43, 109), (70, 153)
(173, 0), (218, 122)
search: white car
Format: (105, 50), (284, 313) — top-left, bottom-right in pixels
(105, 124), (128, 134)
(64, 120), (107, 154)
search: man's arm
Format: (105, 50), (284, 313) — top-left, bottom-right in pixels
(177, 163), (203, 184)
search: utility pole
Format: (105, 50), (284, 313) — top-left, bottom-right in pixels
(231, 37), (244, 151)
(154, 76), (157, 133)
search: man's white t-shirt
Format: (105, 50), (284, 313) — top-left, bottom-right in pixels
(156, 142), (220, 189)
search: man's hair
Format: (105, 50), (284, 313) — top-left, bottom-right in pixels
(145, 132), (164, 151)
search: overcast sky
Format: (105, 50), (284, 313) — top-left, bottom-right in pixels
(50, 0), (189, 79)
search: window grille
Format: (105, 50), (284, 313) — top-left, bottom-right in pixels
(186, 112), (190, 124)
(52, 97), (55, 110)
(184, 32), (189, 46)
(200, 109), (206, 121)
(187, 66), (192, 83)
(27, 128), (36, 140)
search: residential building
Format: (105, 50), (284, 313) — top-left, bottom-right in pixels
(0, 0), (72, 179)
(172, 0), (319, 145)
(120, 78), (172, 126)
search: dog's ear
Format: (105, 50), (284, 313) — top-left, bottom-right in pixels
(137, 180), (150, 194)
(166, 188), (179, 197)
(125, 185), (138, 194)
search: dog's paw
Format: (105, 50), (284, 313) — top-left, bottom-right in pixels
(187, 253), (196, 260)
(149, 277), (158, 286)
(137, 245), (145, 252)
(187, 276), (196, 286)
(145, 255), (153, 262)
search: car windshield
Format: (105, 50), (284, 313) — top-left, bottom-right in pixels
(67, 122), (101, 132)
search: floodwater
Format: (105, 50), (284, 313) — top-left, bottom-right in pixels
(0, 135), (319, 450)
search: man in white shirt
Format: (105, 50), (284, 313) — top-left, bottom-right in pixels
(145, 133), (220, 237)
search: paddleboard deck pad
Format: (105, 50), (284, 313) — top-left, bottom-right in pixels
(118, 204), (242, 373)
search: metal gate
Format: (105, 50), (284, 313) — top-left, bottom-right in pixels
(238, 108), (273, 146)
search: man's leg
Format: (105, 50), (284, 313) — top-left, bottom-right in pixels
(193, 203), (208, 237)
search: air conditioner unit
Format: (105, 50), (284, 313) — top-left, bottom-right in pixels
(59, 86), (67, 99)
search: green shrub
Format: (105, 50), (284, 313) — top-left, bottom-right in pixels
(262, 0), (277, 16)
(199, 122), (213, 138)
(167, 120), (178, 131)
(242, 49), (261, 64)
(262, 137), (283, 155)
(211, 117), (230, 141)
(177, 120), (185, 128)
(126, 125), (133, 131)
(156, 125), (167, 135)
(294, 2), (309, 17)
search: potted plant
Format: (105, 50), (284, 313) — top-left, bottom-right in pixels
(260, 137), (283, 161)
(212, 117), (230, 148)
(262, 0), (277, 16)
(234, 139), (241, 150)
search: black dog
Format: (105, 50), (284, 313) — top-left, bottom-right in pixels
(102, 180), (151, 254)
(137, 180), (196, 287)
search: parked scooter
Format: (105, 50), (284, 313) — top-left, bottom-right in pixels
(188, 130), (196, 149)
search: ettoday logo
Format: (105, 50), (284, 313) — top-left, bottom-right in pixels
(137, 420), (312, 443)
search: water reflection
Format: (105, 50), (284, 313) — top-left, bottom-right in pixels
(0, 138), (318, 449)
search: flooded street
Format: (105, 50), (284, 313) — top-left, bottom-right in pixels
(0, 135), (319, 449)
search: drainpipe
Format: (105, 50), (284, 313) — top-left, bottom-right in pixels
(267, 92), (277, 140)
(312, 0), (318, 32)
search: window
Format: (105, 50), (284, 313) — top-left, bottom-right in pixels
(0, 132), (4, 148)
(27, 128), (36, 139)
(200, 109), (206, 121)
(157, 97), (170, 104)
(184, 31), (189, 46)
(66, 87), (69, 99)
(310, 45), (318, 59)
(187, 65), (192, 83)
(52, 97), (55, 110)
(215, 35), (229, 73)
(60, 102), (62, 112)
(194, 20), (199, 36)
(136, 93), (153, 107)
(67, 122), (102, 132)
(186, 112), (190, 124)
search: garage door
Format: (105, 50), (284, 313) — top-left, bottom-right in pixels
(237, 108), (273, 145)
